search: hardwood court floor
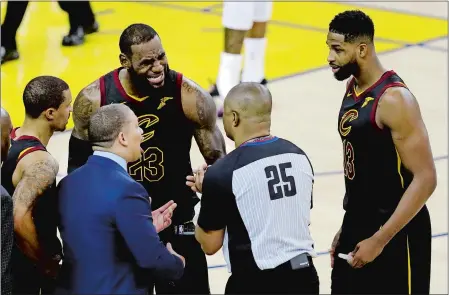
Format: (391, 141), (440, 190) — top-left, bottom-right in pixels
(1, 1), (447, 293)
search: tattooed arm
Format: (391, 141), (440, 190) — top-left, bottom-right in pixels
(71, 80), (102, 140)
(13, 151), (59, 262)
(181, 77), (226, 165)
(68, 80), (102, 173)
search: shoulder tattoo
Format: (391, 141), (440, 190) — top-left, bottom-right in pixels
(13, 157), (59, 209)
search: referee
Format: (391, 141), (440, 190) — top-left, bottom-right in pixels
(186, 82), (319, 294)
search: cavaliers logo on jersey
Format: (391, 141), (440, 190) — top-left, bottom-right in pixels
(138, 114), (160, 143)
(339, 109), (358, 137)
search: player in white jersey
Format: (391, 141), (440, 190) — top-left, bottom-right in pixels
(187, 82), (319, 294)
(208, 2), (273, 117)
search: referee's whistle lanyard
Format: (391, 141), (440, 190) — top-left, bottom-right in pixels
(239, 134), (274, 147)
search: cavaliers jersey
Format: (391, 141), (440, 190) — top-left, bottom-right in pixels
(1, 129), (61, 261)
(337, 70), (413, 217)
(100, 67), (197, 224)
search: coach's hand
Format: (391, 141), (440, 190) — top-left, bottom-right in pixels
(167, 243), (186, 267)
(349, 235), (385, 268)
(152, 200), (177, 233)
(186, 164), (208, 193)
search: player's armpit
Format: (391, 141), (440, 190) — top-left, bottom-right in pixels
(195, 226), (225, 255)
(373, 87), (437, 245)
(181, 77), (226, 164)
(72, 80), (102, 140)
(13, 151), (59, 262)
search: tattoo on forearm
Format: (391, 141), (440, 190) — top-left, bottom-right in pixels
(194, 128), (225, 164)
(13, 158), (58, 209)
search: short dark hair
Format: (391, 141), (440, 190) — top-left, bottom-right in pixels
(119, 23), (159, 57)
(23, 76), (69, 119)
(88, 104), (132, 148)
(329, 10), (375, 43)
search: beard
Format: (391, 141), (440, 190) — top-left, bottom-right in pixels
(128, 65), (169, 92)
(334, 60), (360, 81)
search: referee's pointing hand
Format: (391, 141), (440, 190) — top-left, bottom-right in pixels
(186, 163), (208, 193)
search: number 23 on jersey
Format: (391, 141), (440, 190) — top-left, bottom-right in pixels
(343, 139), (355, 180)
(129, 147), (164, 182)
(128, 114), (165, 182)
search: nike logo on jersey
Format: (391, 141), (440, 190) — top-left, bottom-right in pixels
(361, 97), (374, 108)
(157, 97), (173, 110)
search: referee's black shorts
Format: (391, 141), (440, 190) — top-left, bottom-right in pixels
(331, 206), (431, 294)
(225, 255), (319, 294)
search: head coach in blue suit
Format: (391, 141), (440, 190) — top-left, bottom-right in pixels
(56, 104), (185, 294)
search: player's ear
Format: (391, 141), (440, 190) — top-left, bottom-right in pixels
(357, 43), (368, 58)
(44, 108), (57, 121)
(119, 53), (131, 69)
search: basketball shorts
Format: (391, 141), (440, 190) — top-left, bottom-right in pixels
(222, 1), (273, 31)
(331, 206), (431, 294)
(11, 245), (57, 294)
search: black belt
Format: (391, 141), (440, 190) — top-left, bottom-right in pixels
(276, 253), (313, 271)
(173, 221), (195, 236)
(232, 253), (314, 276)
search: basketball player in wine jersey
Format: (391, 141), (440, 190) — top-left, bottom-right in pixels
(68, 24), (226, 294)
(326, 10), (436, 294)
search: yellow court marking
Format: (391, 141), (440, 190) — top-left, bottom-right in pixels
(160, 2), (447, 43)
(256, 25), (401, 81)
(1, 2), (445, 129)
(270, 2), (447, 43)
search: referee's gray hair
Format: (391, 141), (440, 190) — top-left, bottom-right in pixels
(88, 104), (132, 148)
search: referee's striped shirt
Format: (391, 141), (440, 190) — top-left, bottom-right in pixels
(197, 136), (316, 274)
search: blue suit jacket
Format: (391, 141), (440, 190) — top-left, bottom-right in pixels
(56, 155), (184, 294)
